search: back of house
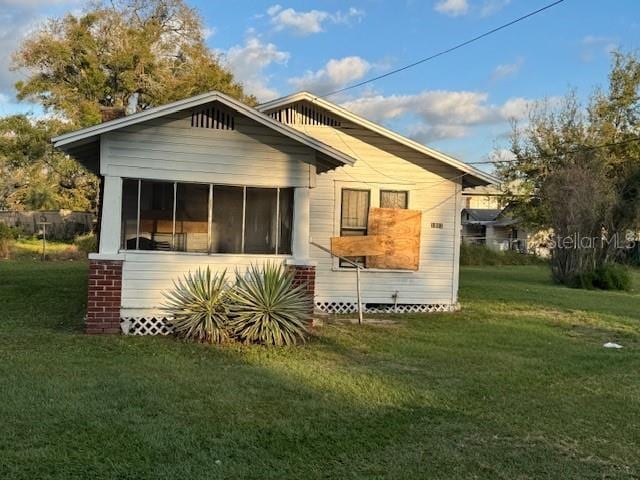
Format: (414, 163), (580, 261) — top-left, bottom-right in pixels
(53, 90), (494, 334)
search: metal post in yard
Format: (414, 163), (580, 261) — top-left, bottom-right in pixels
(38, 219), (51, 261)
(355, 265), (363, 325)
(310, 240), (366, 325)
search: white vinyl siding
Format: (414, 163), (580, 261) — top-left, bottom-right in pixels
(120, 252), (290, 315)
(289, 120), (463, 306)
(100, 107), (316, 188)
(109, 100), (463, 316)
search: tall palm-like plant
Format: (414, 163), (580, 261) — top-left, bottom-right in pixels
(228, 263), (311, 346)
(163, 268), (230, 343)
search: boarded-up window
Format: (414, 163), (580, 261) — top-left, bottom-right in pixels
(340, 188), (370, 267)
(138, 180), (174, 250)
(212, 186), (243, 254)
(380, 190), (408, 209)
(175, 183), (209, 253)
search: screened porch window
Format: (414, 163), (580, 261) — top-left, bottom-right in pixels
(340, 188), (370, 267)
(138, 180), (174, 250)
(121, 180), (293, 255)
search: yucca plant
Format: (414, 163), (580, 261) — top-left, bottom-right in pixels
(228, 263), (311, 346)
(163, 268), (230, 343)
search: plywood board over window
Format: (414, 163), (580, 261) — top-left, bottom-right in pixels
(367, 207), (422, 270)
(330, 235), (387, 257)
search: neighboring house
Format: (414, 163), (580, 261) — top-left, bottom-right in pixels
(461, 185), (537, 253)
(53, 91), (495, 334)
(461, 207), (528, 253)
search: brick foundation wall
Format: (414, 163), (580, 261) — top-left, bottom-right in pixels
(288, 265), (316, 314)
(87, 259), (123, 334)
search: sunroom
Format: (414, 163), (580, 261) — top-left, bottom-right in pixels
(51, 91), (356, 333)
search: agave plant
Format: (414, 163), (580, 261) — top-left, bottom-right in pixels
(228, 263), (311, 346)
(163, 268), (230, 343)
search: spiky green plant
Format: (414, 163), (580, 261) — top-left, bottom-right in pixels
(228, 263), (311, 346)
(163, 268), (230, 343)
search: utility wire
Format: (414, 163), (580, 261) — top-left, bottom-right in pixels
(466, 136), (640, 165)
(318, 0), (567, 98)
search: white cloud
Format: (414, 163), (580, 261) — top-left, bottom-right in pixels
(480, 0), (511, 17)
(288, 56), (371, 94)
(488, 148), (517, 163)
(580, 35), (618, 62)
(222, 35), (290, 101)
(434, 0), (469, 17)
(499, 97), (531, 120)
(202, 26), (216, 40)
(341, 90), (534, 142)
(491, 57), (524, 80)
(266, 5), (364, 36)
(408, 123), (468, 143)
(0, 0), (79, 103)
(0, 0), (76, 6)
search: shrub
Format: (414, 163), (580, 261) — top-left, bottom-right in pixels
(567, 263), (632, 291)
(460, 243), (545, 266)
(228, 263), (311, 346)
(0, 224), (20, 259)
(163, 268), (231, 343)
(74, 232), (97, 255)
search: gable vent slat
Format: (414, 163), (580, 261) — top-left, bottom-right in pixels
(268, 103), (341, 127)
(190, 106), (235, 130)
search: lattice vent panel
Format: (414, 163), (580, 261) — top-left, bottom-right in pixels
(314, 302), (457, 314)
(121, 317), (174, 336)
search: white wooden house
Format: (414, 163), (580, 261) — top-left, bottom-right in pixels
(53, 91), (495, 334)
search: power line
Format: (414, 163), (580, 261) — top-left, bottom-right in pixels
(466, 136), (640, 165)
(318, 0), (567, 98)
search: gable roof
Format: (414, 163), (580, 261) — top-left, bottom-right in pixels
(52, 91), (356, 170)
(258, 91), (497, 188)
(462, 208), (503, 223)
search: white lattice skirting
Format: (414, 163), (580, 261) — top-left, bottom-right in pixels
(121, 317), (174, 335)
(314, 302), (458, 314)
(120, 304), (457, 335)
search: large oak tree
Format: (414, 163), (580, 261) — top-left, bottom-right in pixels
(12, 0), (253, 127)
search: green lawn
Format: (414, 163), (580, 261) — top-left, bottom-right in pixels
(0, 262), (638, 479)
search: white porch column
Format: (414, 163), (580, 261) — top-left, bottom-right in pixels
(98, 175), (123, 255)
(291, 186), (311, 264)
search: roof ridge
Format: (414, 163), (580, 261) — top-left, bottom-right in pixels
(258, 91), (498, 187)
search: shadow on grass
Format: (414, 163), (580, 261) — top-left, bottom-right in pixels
(1, 261), (638, 478)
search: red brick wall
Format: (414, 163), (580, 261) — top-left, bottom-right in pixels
(87, 259), (123, 334)
(288, 265), (316, 315)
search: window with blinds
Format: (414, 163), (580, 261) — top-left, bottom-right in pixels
(380, 190), (408, 209)
(340, 188), (370, 267)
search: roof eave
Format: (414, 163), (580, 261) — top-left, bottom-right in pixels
(258, 91), (498, 187)
(52, 91), (356, 167)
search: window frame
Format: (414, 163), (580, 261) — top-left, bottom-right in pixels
(333, 181), (416, 273)
(339, 188), (371, 268)
(379, 189), (409, 209)
(120, 178), (294, 256)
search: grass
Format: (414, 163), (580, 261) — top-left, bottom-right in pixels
(0, 261), (638, 479)
(460, 242), (547, 266)
(8, 237), (85, 261)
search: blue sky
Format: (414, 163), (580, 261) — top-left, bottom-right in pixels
(1, 0), (639, 169)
